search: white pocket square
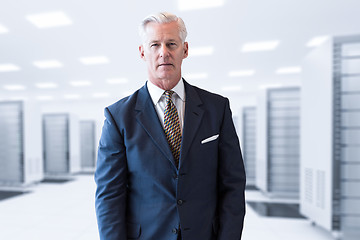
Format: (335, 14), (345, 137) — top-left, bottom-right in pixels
(201, 134), (219, 144)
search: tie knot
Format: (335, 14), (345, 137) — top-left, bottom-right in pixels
(165, 90), (174, 101)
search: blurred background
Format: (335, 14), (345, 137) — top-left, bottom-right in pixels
(0, 0), (359, 239)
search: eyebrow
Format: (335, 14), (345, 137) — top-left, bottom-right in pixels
(149, 39), (178, 44)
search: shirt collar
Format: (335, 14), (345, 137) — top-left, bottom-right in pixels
(147, 78), (185, 106)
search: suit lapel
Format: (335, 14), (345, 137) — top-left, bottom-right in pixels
(180, 81), (204, 166)
(135, 83), (177, 167)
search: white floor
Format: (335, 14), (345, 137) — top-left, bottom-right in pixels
(0, 175), (336, 240)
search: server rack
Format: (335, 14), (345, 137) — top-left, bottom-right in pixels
(301, 34), (360, 240)
(43, 113), (80, 177)
(256, 87), (301, 198)
(334, 35), (360, 240)
(0, 101), (43, 186)
(80, 120), (96, 171)
(242, 107), (257, 186)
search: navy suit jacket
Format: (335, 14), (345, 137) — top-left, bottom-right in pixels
(95, 80), (246, 240)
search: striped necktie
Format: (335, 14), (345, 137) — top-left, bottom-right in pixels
(164, 90), (182, 167)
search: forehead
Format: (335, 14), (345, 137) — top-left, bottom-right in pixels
(144, 22), (181, 42)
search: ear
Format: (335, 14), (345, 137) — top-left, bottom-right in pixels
(183, 42), (189, 59)
(139, 45), (146, 60)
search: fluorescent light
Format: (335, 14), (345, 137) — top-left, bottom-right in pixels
(178, 0), (225, 11)
(4, 84), (26, 90)
(259, 83), (283, 89)
(26, 11), (72, 28)
(228, 70), (255, 77)
(93, 92), (110, 98)
(184, 73), (208, 80)
(36, 95), (54, 101)
(33, 60), (63, 69)
(79, 56), (110, 65)
(64, 94), (81, 99)
(189, 46), (214, 57)
(241, 41), (279, 52)
(276, 66), (302, 74)
(0, 64), (21, 72)
(0, 24), (9, 34)
(107, 78), (128, 84)
(69, 81), (92, 87)
(35, 82), (58, 89)
(10, 96), (28, 101)
(306, 36), (329, 47)
(221, 85), (242, 92)
(122, 90), (134, 97)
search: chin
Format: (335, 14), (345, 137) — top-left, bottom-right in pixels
(158, 74), (175, 81)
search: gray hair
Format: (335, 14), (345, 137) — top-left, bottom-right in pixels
(139, 12), (188, 43)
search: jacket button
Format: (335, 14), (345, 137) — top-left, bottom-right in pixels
(173, 174), (178, 179)
(177, 199), (183, 205)
(172, 228), (178, 234)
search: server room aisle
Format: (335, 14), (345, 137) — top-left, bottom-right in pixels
(0, 175), (335, 240)
(0, 174), (98, 240)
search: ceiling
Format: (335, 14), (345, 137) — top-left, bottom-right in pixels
(0, 0), (359, 107)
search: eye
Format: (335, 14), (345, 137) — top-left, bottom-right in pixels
(167, 42), (177, 48)
(150, 43), (159, 47)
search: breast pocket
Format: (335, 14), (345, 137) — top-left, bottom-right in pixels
(201, 134), (219, 145)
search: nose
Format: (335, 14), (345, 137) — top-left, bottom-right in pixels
(159, 44), (169, 58)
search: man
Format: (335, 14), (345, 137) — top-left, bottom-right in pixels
(95, 12), (246, 240)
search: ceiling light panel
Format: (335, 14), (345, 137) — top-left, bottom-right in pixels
(64, 94), (81, 99)
(106, 78), (128, 84)
(36, 96), (54, 101)
(33, 60), (63, 69)
(221, 85), (242, 92)
(0, 64), (21, 72)
(69, 81), (92, 87)
(26, 11), (72, 28)
(184, 73), (208, 80)
(10, 96), (28, 101)
(276, 66), (302, 74)
(0, 24), (9, 34)
(306, 36), (329, 47)
(3, 84), (26, 90)
(122, 90), (134, 97)
(189, 46), (214, 57)
(35, 82), (58, 89)
(79, 56), (110, 65)
(93, 92), (110, 98)
(228, 70), (255, 77)
(259, 83), (283, 89)
(178, 0), (225, 11)
(241, 41), (280, 52)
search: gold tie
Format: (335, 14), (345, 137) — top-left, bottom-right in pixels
(164, 90), (182, 167)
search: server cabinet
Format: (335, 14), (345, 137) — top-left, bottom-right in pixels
(43, 113), (80, 176)
(0, 101), (43, 186)
(80, 120), (96, 170)
(242, 107), (257, 186)
(256, 87), (301, 198)
(301, 34), (360, 240)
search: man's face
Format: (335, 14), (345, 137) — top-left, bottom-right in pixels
(139, 21), (188, 90)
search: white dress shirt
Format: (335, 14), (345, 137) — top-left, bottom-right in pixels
(147, 79), (185, 133)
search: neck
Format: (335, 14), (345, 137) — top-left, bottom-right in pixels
(149, 78), (180, 90)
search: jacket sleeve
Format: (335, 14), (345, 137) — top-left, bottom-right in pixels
(217, 98), (246, 240)
(95, 107), (127, 240)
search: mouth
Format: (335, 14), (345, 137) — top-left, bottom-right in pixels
(158, 63), (173, 67)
